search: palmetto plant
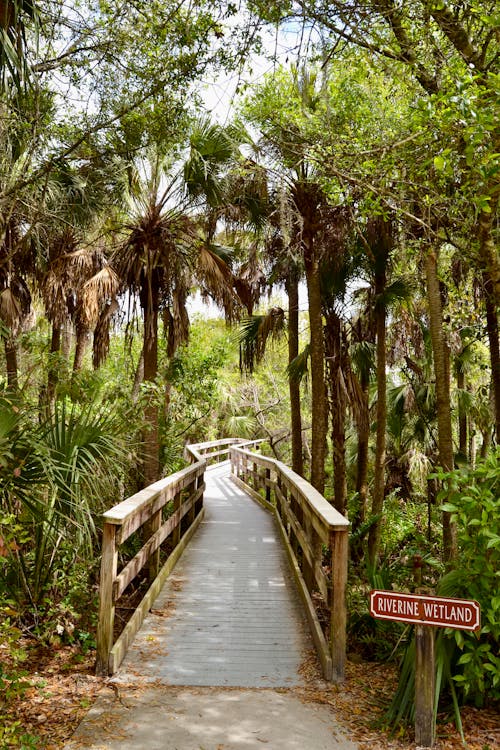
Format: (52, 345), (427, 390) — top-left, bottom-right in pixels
(0, 393), (127, 607)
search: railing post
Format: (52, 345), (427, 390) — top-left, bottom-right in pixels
(173, 488), (182, 546)
(148, 507), (162, 582)
(330, 528), (349, 681)
(96, 521), (118, 676)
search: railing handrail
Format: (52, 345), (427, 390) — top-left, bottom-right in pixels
(184, 437), (264, 464)
(96, 457), (206, 676)
(230, 443), (349, 682)
(102, 462), (205, 527)
(231, 446), (349, 531)
(96, 436), (349, 683)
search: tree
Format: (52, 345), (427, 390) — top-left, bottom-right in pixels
(113, 127), (241, 484)
(250, 0), (499, 443)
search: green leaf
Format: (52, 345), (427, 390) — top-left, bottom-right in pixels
(433, 155), (445, 170)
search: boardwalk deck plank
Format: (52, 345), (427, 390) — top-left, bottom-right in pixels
(115, 462), (312, 688)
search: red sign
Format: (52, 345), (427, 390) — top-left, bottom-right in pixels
(370, 590), (480, 631)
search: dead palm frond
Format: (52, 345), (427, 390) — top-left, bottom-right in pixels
(92, 297), (119, 369)
(0, 286), (21, 330)
(79, 265), (120, 329)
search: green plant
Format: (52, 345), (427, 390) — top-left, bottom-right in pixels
(386, 450), (500, 735)
(437, 450), (500, 703)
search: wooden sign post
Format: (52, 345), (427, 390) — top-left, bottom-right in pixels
(370, 589), (480, 748)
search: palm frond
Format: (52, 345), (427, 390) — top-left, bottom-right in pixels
(239, 308), (285, 373)
(287, 343), (310, 383)
(80, 265), (120, 328)
(0, 287), (21, 331)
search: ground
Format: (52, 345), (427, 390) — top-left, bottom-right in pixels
(1, 640), (498, 749)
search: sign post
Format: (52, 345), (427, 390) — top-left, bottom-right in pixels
(370, 590), (480, 748)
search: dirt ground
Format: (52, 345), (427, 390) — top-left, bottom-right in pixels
(2, 641), (499, 749)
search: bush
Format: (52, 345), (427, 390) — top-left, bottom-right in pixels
(437, 449), (500, 703)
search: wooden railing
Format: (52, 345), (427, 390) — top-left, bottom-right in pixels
(230, 445), (350, 682)
(185, 437), (264, 465)
(95, 460), (205, 676)
(95, 436), (349, 682)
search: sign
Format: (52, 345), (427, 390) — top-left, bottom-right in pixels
(370, 590), (480, 631)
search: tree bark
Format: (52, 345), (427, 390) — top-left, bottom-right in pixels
(304, 250), (327, 494)
(483, 270), (500, 442)
(4, 337), (18, 390)
(285, 269), (303, 476)
(457, 367), (467, 459)
(425, 247), (457, 562)
(47, 324), (61, 407)
(73, 324), (90, 372)
(142, 277), (160, 486)
(326, 311), (347, 515)
(367, 267), (387, 568)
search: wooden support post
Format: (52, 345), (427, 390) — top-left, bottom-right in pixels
(188, 479), (196, 525)
(148, 507), (161, 582)
(173, 489), (182, 546)
(415, 623), (435, 748)
(330, 528), (348, 682)
(96, 522), (118, 676)
(265, 467), (271, 504)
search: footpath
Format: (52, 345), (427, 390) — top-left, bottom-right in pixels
(64, 463), (358, 750)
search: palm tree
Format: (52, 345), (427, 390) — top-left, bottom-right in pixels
(113, 130), (241, 485)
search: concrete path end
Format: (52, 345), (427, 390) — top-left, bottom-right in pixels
(64, 684), (359, 750)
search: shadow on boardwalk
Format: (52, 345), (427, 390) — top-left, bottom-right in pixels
(65, 463), (358, 749)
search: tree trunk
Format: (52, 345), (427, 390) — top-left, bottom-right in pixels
(73, 324), (90, 372)
(4, 336), (18, 390)
(304, 250), (327, 494)
(350, 367), (370, 563)
(47, 324), (61, 407)
(142, 279), (160, 486)
(367, 268), (387, 568)
(326, 311), (347, 515)
(285, 270), (303, 476)
(457, 367), (467, 459)
(425, 247), (457, 562)
(483, 270), (500, 442)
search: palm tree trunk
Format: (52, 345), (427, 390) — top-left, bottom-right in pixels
(367, 270), (387, 568)
(304, 251), (327, 494)
(425, 247), (457, 563)
(285, 270), (303, 476)
(4, 336), (18, 390)
(326, 311), (347, 514)
(483, 270), (500, 442)
(351, 368), (370, 562)
(47, 324), (61, 407)
(142, 279), (160, 486)
(457, 367), (467, 459)
(73, 324), (90, 372)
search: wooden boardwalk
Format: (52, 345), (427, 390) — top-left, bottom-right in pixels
(115, 461), (312, 688)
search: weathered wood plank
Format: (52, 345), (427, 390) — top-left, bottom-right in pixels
(330, 529), (349, 682)
(96, 523), (118, 676)
(113, 509), (181, 600)
(109, 508), (205, 674)
(105, 463), (204, 528)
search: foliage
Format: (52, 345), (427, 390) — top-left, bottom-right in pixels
(437, 451), (500, 702)
(386, 451), (500, 735)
